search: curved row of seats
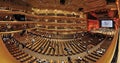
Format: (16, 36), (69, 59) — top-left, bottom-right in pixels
(3, 37), (67, 63)
(4, 38), (38, 63)
(74, 36), (113, 63)
(14, 31), (106, 56)
(29, 30), (105, 39)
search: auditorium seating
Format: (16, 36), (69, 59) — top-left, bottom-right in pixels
(0, 24), (35, 32)
(14, 31), (106, 57)
(74, 36), (113, 63)
(3, 38), (38, 63)
(0, 7), (87, 35)
(0, 6), (82, 19)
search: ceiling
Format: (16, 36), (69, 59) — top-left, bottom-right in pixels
(0, 0), (117, 12)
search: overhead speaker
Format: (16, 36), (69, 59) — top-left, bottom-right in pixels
(60, 0), (65, 5)
(87, 13), (97, 20)
(106, 0), (116, 3)
(78, 8), (84, 11)
(13, 14), (25, 21)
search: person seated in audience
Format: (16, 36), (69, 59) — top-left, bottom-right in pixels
(41, 59), (48, 63)
(67, 56), (72, 63)
(2, 37), (8, 42)
(15, 42), (19, 47)
(48, 35), (51, 39)
(87, 50), (90, 54)
(88, 40), (91, 42)
(108, 37), (112, 40)
(96, 50), (103, 54)
(61, 60), (64, 63)
(87, 44), (94, 49)
(55, 43), (59, 47)
(83, 45), (86, 48)
(83, 41), (86, 43)
(49, 46), (52, 49)
(41, 35), (44, 37)
(6, 40), (12, 44)
(68, 48), (72, 53)
(98, 39), (102, 41)
(96, 48), (105, 54)
(49, 46), (55, 52)
(36, 59), (42, 63)
(64, 47), (72, 53)
(77, 43), (80, 46)
(73, 35), (76, 39)
(77, 57), (82, 61)
(79, 38), (82, 40)
(52, 47), (55, 52)
(90, 38), (93, 40)
(101, 48), (106, 52)
(40, 47), (44, 50)
(32, 38), (35, 43)
(43, 61), (49, 63)
(81, 34), (84, 36)
(19, 43), (25, 49)
(86, 49), (90, 54)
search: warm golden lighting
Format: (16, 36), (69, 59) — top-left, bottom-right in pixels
(31, 8), (84, 17)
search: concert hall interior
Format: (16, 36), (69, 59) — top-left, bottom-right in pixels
(0, 0), (120, 63)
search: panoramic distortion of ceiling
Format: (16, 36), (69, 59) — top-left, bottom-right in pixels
(0, 0), (117, 12)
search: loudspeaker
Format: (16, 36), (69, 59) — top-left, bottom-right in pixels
(60, 0), (65, 5)
(13, 14), (25, 21)
(78, 8), (83, 11)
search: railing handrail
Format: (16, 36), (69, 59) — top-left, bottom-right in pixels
(96, 30), (118, 63)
